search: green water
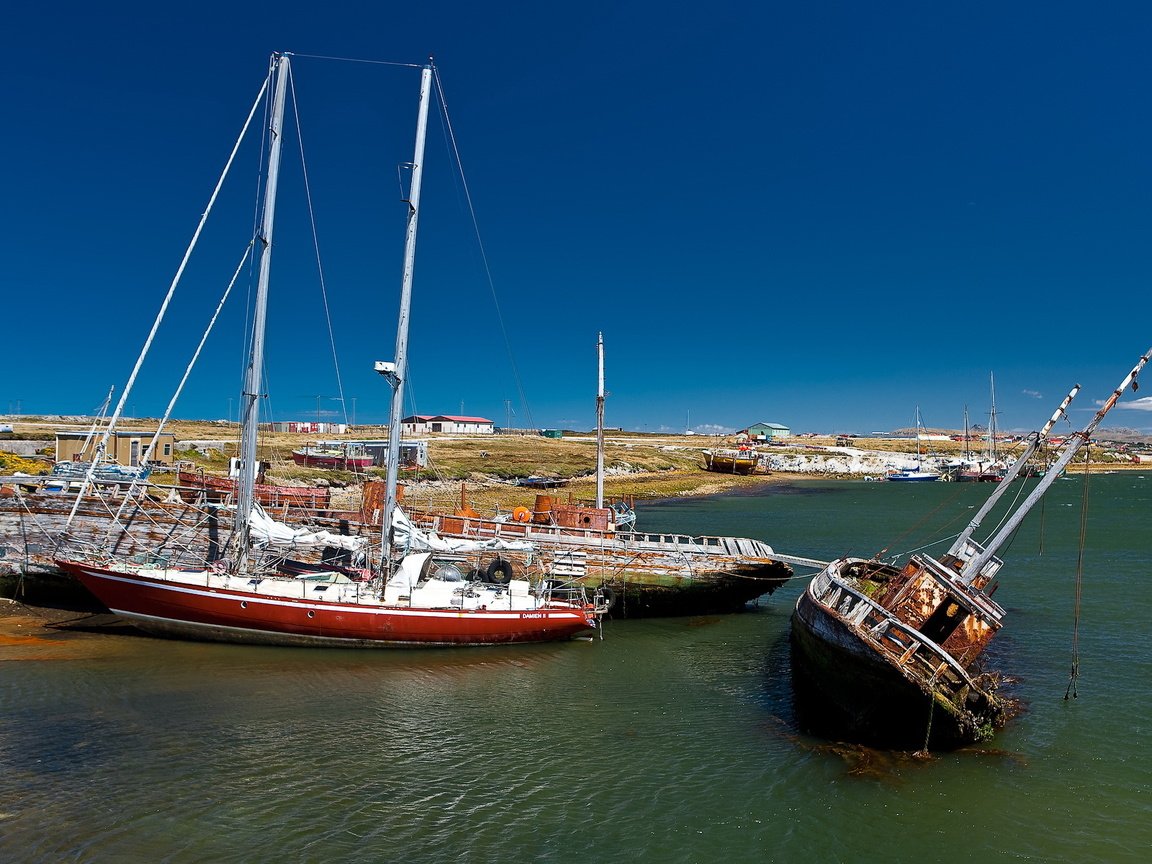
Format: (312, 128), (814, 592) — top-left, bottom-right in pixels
(2, 474), (1149, 862)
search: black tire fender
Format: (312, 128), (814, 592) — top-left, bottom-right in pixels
(486, 557), (514, 584)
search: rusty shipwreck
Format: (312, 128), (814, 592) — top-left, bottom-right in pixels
(790, 348), (1149, 750)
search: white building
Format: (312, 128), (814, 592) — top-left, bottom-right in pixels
(400, 415), (494, 435)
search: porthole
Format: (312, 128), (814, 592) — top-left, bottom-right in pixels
(307, 610), (315, 619)
(240, 601), (247, 609)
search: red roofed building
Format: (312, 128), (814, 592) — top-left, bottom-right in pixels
(400, 415), (494, 435)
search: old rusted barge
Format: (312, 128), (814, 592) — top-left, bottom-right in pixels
(394, 489), (795, 617)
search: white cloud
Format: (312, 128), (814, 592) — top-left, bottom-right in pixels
(1111, 396), (1152, 412)
(1022, 389), (1043, 400)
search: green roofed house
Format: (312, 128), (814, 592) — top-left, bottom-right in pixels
(742, 422), (791, 441)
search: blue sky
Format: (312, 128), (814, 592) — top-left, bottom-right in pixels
(3, 1), (1151, 435)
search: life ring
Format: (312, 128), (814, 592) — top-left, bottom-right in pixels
(486, 558), (514, 584)
(512, 506), (532, 523)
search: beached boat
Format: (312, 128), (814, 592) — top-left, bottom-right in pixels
(177, 463), (331, 510)
(703, 448), (759, 474)
(791, 350), (1148, 749)
(53, 55), (602, 647)
(290, 442), (373, 470)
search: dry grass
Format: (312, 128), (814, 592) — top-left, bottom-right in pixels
(11, 418), (1144, 514)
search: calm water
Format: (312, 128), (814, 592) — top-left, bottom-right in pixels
(2, 474), (1149, 862)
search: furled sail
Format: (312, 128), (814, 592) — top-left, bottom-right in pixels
(391, 507), (532, 553)
(248, 503), (367, 552)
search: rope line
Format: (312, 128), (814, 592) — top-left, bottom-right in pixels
(1065, 451), (1091, 700)
(287, 64), (349, 426)
(430, 65), (535, 430)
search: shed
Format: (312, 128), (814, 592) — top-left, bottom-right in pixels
(743, 422), (791, 441)
(55, 430), (176, 466)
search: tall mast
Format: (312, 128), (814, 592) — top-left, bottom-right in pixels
(987, 372), (998, 463)
(235, 53), (290, 564)
(960, 347), (1151, 583)
(380, 62), (433, 560)
(595, 332), (605, 508)
(914, 407), (923, 466)
(948, 383), (1079, 564)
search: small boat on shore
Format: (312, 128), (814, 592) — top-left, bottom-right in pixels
(703, 448), (759, 475)
(790, 350), (1148, 750)
(177, 464), (331, 510)
(290, 442), (373, 470)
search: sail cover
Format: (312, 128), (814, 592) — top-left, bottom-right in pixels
(244, 504), (531, 555)
(247, 503), (367, 552)
(391, 507), (533, 553)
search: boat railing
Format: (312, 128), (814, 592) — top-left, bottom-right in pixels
(423, 512), (774, 559)
(813, 570), (976, 694)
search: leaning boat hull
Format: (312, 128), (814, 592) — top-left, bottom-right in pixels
(56, 560), (596, 648)
(790, 582), (1003, 750)
(599, 563), (790, 617)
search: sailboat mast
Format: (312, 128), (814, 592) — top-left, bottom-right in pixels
(236, 53), (290, 561)
(987, 372), (998, 463)
(595, 332), (605, 508)
(948, 383), (1079, 563)
(381, 63), (433, 560)
(914, 407), (924, 466)
(960, 347), (1151, 582)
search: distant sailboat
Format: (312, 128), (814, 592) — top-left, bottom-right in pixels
(886, 408), (940, 482)
(957, 373), (1007, 482)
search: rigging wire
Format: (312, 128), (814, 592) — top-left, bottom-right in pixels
(98, 243), (257, 549)
(286, 62), (349, 426)
(62, 64), (273, 533)
(1065, 449), (1091, 700)
(286, 53), (423, 69)
(873, 481), (965, 560)
(431, 65), (535, 430)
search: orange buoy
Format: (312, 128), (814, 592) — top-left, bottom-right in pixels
(512, 506), (532, 523)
